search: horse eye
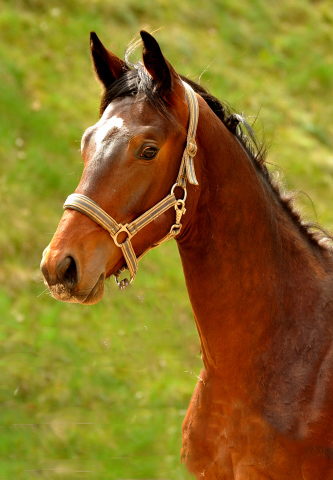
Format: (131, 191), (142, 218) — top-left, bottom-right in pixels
(140, 146), (158, 159)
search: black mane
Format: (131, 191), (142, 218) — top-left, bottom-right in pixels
(101, 62), (267, 163)
(100, 57), (332, 250)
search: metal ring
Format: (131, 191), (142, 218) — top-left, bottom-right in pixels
(115, 276), (129, 289)
(112, 225), (131, 248)
(171, 183), (187, 202)
(175, 199), (185, 210)
(114, 273), (134, 289)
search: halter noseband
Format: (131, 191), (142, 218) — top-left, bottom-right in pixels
(63, 81), (199, 289)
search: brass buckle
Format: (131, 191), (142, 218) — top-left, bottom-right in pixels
(112, 225), (132, 248)
(170, 223), (182, 235)
(175, 199), (186, 224)
(187, 137), (197, 157)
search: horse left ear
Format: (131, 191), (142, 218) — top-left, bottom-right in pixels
(140, 31), (183, 99)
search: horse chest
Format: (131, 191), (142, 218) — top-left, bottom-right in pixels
(181, 369), (333, 479)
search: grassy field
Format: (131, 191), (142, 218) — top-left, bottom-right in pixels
(1, 0), (333, 478)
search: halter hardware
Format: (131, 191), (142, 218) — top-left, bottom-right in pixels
(63, 81), (199, 289)
(112, 225), (132, 248)
(170, 183), (187, 201)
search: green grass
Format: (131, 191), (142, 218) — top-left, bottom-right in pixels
(1, 0), (333, 478)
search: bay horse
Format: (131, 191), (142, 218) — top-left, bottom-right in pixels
(41, 31), (333, 479)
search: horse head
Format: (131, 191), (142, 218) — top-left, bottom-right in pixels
(41, 31), (199, 304)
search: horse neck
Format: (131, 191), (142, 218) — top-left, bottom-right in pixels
(177, 108), (329, 382)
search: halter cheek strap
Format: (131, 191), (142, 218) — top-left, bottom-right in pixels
(63, 81), (199, 289)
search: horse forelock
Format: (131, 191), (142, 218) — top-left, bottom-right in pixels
(100, 64), (173, 120)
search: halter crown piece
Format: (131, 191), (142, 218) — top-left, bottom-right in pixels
(63, 81), (199, 289)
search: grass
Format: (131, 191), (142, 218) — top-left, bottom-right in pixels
(1, 0), (332, 478)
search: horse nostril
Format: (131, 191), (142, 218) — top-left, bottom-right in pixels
(57, 256), (78, 289)
(40, 259), (50, 284)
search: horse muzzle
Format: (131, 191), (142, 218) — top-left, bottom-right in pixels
(41, 244), (106, 305)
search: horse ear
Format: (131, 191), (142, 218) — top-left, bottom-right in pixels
(90, 32), (127, 89)
(140, 30), (182, 98)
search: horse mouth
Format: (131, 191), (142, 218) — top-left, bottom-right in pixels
(82, 274), (105, 304)
(47, 273), (105, 305)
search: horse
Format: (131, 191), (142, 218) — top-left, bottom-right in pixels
(40, 31), (333, 479)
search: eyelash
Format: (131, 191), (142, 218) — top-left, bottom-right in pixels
(140, 145), (158, 160)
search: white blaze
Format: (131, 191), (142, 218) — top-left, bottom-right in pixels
(94, 115), (124, 147)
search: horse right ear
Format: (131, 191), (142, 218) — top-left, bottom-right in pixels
(90, 32), (127, 89)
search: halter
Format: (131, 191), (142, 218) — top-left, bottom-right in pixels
(63, 81), (199, 289)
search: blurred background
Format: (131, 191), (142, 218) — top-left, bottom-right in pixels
(1, 0), (332, 478)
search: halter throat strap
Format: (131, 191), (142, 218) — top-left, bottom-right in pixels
(63, 81), (199, 288)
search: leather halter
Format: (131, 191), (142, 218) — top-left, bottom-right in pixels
(63, 81), (199, 288)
